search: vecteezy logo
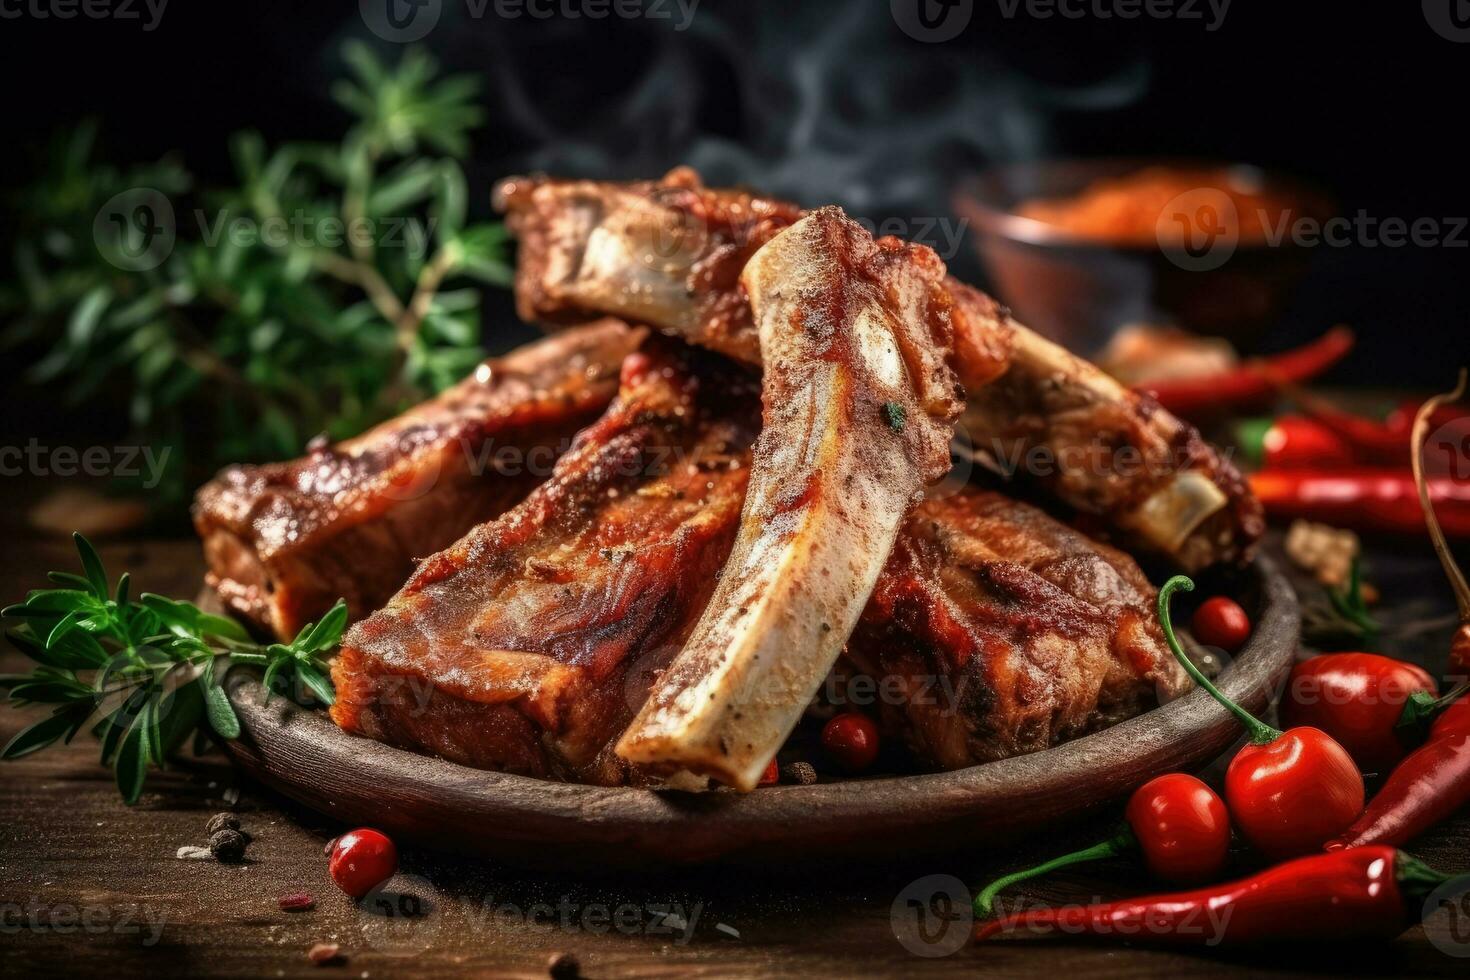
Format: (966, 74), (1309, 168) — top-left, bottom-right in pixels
(361, 0), (442, 42)
(94, 188), (175, 272)
(1424, 873), (1470, 957)
(891, 0), (973, 43)
(890, 874), (973, 957)
(1156, 187), (1239, 272)
(1428, 414), (1470, 482)
(1424, 0), (1470, 42)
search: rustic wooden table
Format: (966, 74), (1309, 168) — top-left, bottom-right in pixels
(2, 485), (1469, 978)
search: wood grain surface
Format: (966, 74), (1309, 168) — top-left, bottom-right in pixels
(3, 485), (1469, 978)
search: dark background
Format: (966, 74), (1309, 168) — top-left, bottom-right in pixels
(1, 0), (1466, 393)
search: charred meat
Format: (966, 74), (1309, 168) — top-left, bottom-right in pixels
(194, 320), (642, 638)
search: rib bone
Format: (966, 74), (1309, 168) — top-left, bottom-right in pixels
(615, 207), (962, 789)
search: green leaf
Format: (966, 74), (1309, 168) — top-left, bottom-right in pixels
(297, 600), (348, 653)
(432, 163), (467, 242)
(45, 610), (87, 649)
(114, 721), (148, 804)
(1, 706), (85, 759)
(294, 660), (336, 706)
(73, 533), (108, 600)
(67, 286), (111, 348)
(204, 681), (241, 740)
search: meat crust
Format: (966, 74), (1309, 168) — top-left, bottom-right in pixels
(194, 320), (642, 638)
(851, 490), (1187, 769)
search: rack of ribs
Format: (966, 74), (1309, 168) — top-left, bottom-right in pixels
(193, 320), (642, 638)
(331, 345), (1183, 783)
(496, 168), (1262, 572)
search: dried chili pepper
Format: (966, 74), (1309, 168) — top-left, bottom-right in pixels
(1160, 577), (1364, 857)
(1323, 372), (1470, 850)
(975, 845), (1449, 945)
(1281, 653), (1439, 772)
(1248, 469), (1470, 538)
(1137, 326), (1354, 417)
(974, 773), (1230, 916)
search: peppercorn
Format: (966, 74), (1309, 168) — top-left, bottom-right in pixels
(205, 812), (240, 835)
(209, 828), (250, 863)
(547, 951), (580, 979)
(780, 761), (818, 786)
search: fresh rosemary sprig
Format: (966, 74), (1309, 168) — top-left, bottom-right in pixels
(1, 533), (345, 803)
(1, 42), (511, 504)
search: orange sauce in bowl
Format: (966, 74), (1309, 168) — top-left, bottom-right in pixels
(1015, 166), (1299, 246)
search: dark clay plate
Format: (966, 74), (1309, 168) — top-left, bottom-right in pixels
(219, 556), (1298, 870)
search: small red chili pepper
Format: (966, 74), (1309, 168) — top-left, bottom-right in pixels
(1248, 469), (1470, 538)
(328, 828), (398, 899)
(973, 773), (1230, 916)
(1137, 326), (1354, 417)
(1280, 653), (1438, 772)
(975, 845), (1449, 946)
(758, 757), (780, 786)
(1324, 372), (1470, 848)
(1160, 578), (1364, 858)
(821, 712), (879, 773)
(1190, 596), (1252, 652)
(1239, 415), (1357, 470)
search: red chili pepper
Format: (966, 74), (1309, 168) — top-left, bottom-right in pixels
(758, 757), (780, 786)
(1137, 327), (1354, 417)
(973, 773), (1229, 916)
(821, 712), (879, 773)
(1324, 373), (1470, 849)
(1281, 653), (1439, 772)
(1239, 416), (1357, 470)
(1191, 596), (1252, 652)
(1326, 687), (1470, 851)
(1160, 578), (1364, 858)
(1248, 469), (1470, 537)
(975, 845), (1448, 946)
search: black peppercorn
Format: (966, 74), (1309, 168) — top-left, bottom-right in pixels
(209, 828), (249, 863)
(780, 761), (818, 786)
(205, 812), (240, 835)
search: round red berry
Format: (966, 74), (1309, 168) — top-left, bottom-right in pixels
(1191, 596), (1252, 652)
(328, 828), (398, 899)
(821, 713), (880, 773)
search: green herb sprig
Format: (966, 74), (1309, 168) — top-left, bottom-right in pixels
(1302, 558), (1382, 649)
(1, 534), (345, 803)
(1, 42), (511, 504)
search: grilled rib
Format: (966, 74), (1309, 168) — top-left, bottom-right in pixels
(617, 207), (964, 790)
(194, 320), (642, 638)
(332, 341), (761, 783)
(496, 169), (1261, 570)
(851, 489), (1187, 769)
(332, 347), (1181, 782)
